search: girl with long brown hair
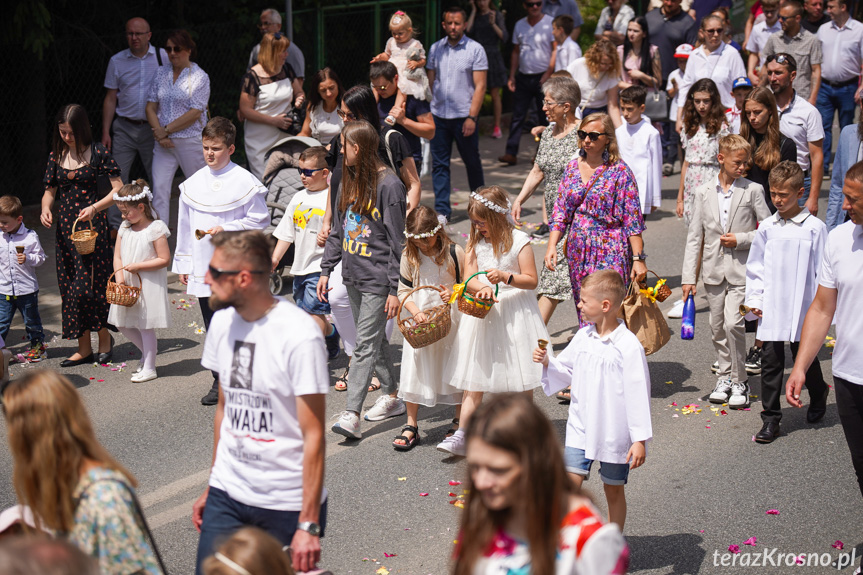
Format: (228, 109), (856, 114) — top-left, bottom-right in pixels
(453, 393), (628, 574)
(393, 205), (465, 451)
(318, 120), (407, 439)
(740, 87), (797, 212)
(3, 370), (162, 574)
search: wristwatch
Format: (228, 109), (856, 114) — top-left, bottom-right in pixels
(467, 115), (478, 122)
(297, 521), (321, 536)
(507, 273), (514, 285)
(632, 252), (647, 262)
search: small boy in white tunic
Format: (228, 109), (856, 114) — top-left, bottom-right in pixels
(533, 269), (652, 530)
(616, 86), (662, 215)
(744, 161), (828, 444)
(172, 117), (269, 405)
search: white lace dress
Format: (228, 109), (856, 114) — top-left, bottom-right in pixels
(386, 37), (431, 101)
(398, 252), (462, 407)
(447, 229), (549, 393)
(107, 220), (170, 329)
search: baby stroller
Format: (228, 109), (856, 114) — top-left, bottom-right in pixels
(262, 135), (321, 294)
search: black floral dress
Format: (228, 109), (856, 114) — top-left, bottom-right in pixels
(43, 144), (119, 339)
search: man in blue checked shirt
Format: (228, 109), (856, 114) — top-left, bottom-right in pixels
(427, 6), (488, 225)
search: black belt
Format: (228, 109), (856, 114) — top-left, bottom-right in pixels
(118, 116), (148, 125)
(823, 78), (858, 89)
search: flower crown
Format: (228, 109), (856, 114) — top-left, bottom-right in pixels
(470, 191), (510, 214)
(404, 223), (441, 239)
(113, 186), (153, 203)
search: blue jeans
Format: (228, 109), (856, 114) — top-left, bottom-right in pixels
(195, 487), (328, 575)
(505, 72), (546, 156)
(660, 121), (679, 165)
(431, 115), (484, 218)
(816, 82), (857, 168)
(800, 173), (812, 207)
(0, 292), (44, 345)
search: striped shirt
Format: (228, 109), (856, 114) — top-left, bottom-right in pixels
(427, 35), (488, 119)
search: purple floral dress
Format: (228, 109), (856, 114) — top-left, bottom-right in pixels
(551, 158), (645, 325)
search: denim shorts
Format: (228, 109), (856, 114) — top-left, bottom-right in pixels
(293, 273), (331, 315)
(564, 446), (630, 485)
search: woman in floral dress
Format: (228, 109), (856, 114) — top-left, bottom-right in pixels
(512, 77), (581, 325)
(545, 113), (647, 326)
(41, 104), (122, 366)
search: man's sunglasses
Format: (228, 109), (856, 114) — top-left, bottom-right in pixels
(208, 265), (267, 280)
(297, 167), (326, 177)
(577, 130), (609, 141)
(525, 1), (543, 6)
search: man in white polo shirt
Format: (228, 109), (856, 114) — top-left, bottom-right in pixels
(787, 160), (863, 499)
(767, 52), (825, 216)
(499, 0), (555, 165)
(816, 0), (863, 171)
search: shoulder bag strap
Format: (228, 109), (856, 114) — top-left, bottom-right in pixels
(155, 46), (163, 66)
(383, 129), (397, 172)
(450, 243), (461, 283)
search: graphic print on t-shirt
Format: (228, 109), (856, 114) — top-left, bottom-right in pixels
(229, 341), (255, 390)
(342, 203), (381, 257)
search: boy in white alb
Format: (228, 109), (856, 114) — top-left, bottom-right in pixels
(553, 15), (582, 71)
(616, 86), (662, 215)
(270, 146), (340, 359)
(744, 161), (828, 444)
(172, 117), (269, 405)
(534, 270), (652, 530)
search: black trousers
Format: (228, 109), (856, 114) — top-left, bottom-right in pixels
(760, 340), (826, 423)
(199, 296), (219, 388)
(836, 377), (863, 499)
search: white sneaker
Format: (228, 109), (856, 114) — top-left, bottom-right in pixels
(437, 432), (466, 457)
(709, 378), (733, 403)
(364, 395), (406, 421)
(728, 381), (750, 409)
(332, 411), (362, 439)
(667, 299), (685, 319)
(131, 369), (157, 383)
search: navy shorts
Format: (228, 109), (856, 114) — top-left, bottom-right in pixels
(293, 273), (331, 315)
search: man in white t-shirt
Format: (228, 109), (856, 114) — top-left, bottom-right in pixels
(499, 0), (555, 165)
(787, 161), (863, 500)
(192, 231), (328, 575)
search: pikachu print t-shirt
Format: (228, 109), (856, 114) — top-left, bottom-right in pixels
(273, 187), (328, 275)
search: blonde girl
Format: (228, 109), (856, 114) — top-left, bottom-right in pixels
(107, 180), (171, 383)
(394, 205), (465, 451)
(437, 186), (549, 456)
(370, 10), (431, 102)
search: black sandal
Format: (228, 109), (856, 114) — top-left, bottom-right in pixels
(557, 388), (571, 403)
(445, 418), (460, 438)
(393, 425), (420, 451)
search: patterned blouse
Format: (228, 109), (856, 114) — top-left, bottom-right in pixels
(147, 63), (210, 139)
(71, 468), (161, 575)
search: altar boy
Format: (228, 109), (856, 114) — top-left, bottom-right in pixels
(616, 86), (662, 215)
(172, 117), (269, 406)
(744, 161), (828, 443)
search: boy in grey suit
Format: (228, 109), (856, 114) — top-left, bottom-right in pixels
(681, 135), (772, 408)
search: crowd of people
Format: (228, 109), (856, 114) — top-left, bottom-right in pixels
(1, 1), (863, 574)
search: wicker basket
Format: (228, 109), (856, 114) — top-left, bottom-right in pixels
(106, 268), (142, 307)
(70, 217), (98, 255)
(397, 285), (452, 349)
(642, 270), (672, 302)
(457, 271), (499, 319)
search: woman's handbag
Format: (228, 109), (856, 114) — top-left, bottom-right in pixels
(620, 276), (671, 355)
(644, 90), (669, 123)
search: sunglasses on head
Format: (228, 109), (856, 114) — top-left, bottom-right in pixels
(297, 167), (325, 177)
(165, 45), (185, 54)
(577, 130), (608, 141)
(208, 265), (266, 280)
(766, 53), (792, 66)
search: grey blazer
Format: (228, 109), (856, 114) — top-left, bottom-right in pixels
(682, 177), (772, 286)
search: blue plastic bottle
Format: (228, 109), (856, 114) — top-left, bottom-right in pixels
(681, 294), (695, 340)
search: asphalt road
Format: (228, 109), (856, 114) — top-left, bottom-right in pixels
(1, 130), (860, 575)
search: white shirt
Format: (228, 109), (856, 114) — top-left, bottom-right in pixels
(616, 118), (663, 214)
(555, 37), (583, 71)
(0, 225), (46, 296)
(716, 177), (735, 230)
(203, 299), (329, 510)
(817, 18), (863, 82)
(104, 45), (169, 121)
(746, 19), (782, 65)
(513, 15), (555, 75)
(666, 68), (684, 121)
(677, 42), (746, 110)
(725, 104), (742, 134)
(745, 209), (827, 342)
(567, 58), (620, 108)
(542, 321), (652, 464)
(272, 187), (328, 275)
(778, 93), (825, 171)
(595, 4), (636, 38)
(819, 221), (863, 385)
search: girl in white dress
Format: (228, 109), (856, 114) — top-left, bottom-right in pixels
(437, 186), (549, 456)
(107, 180), (171, 383)
(394, 206), (464, 451)
(370, 11), (431, 102)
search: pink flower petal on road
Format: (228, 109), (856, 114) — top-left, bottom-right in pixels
(448, 480), (462, 486)
(766, 509), (780, 515)
(833, 541), (844, 550)
(728, 545), (740, 554)
(419, 493), (429, 497)
(743, 537), (757, 546)
(383, 553), (397, 558)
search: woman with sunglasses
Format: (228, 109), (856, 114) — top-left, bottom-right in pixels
(544, 113), (647, 325)
(145, 29), (210, 223)
(240, 32), (306, 181)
